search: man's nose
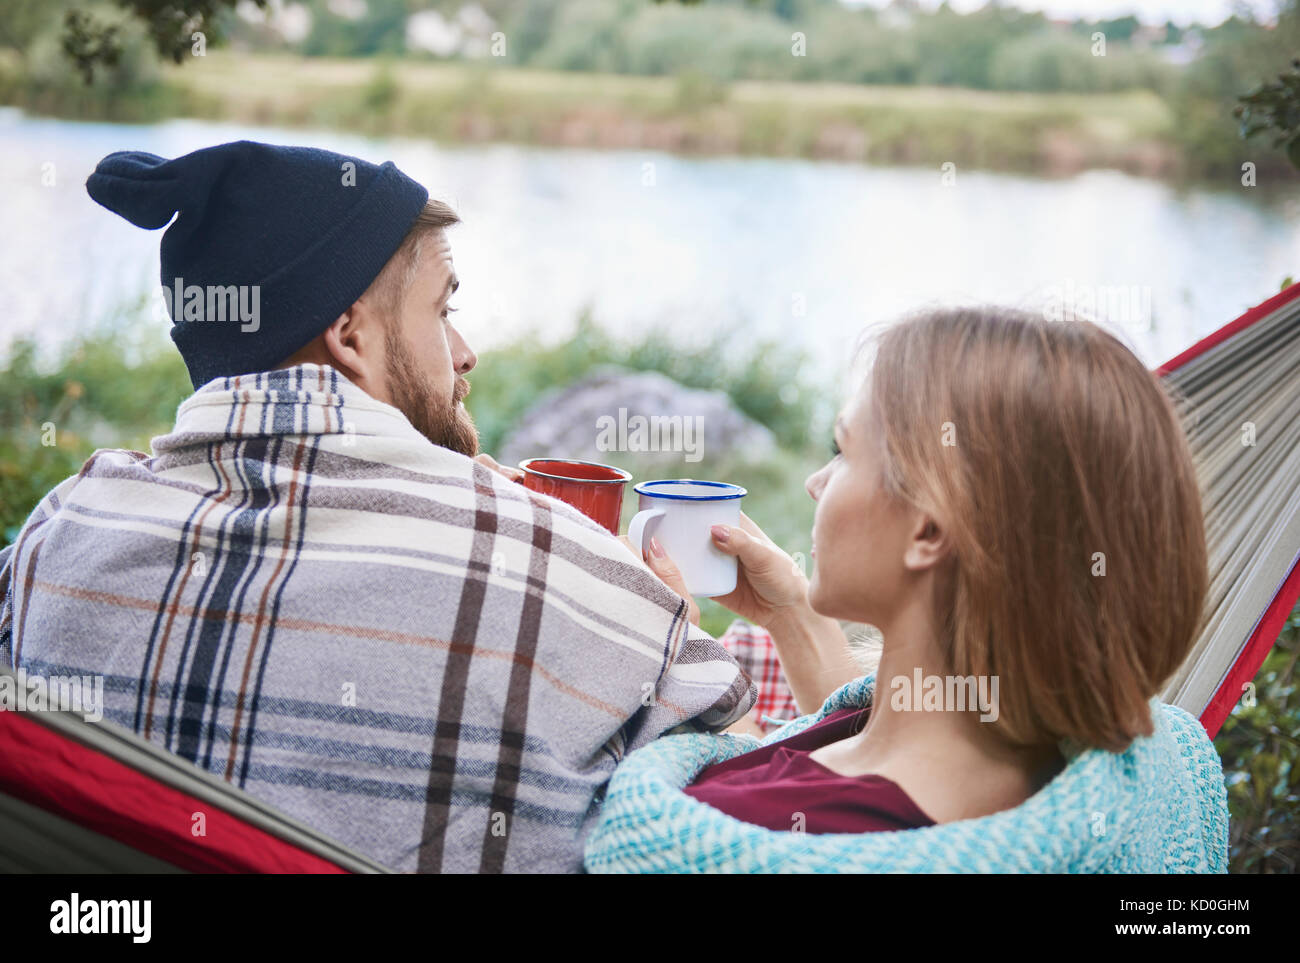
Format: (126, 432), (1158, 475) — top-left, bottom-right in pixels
(451, 325), (476, 374)
(458, 348), (476, 375)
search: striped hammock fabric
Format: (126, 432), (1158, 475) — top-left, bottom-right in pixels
(1156, 282), (1300, 736)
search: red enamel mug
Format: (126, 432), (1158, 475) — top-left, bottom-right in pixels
(516, 458), (632, 534)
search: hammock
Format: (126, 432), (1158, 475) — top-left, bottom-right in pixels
(1, 284), (1297, 871)
(1156, 281), (1300, 737)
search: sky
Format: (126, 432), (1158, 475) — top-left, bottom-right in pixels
(846, 0), (1281, 27)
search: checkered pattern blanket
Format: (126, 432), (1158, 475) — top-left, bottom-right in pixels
(717, 620), (800, 733)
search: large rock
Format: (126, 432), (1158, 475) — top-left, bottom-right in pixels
(498, 366), (776, 470)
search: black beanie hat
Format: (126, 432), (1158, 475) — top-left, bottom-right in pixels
(85, 139), (430, 390)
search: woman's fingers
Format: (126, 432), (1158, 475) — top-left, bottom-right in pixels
(710, 523), (772, 572)
(711, 520), (805, 609)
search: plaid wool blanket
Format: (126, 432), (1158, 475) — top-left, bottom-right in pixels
(0, 363), (756, 872)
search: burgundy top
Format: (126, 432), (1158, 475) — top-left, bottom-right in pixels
(683, 707), (937, 834)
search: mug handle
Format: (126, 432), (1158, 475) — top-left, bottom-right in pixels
(627, 508), (666, 557)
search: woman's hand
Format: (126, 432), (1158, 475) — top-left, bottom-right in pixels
(707, 512), (812, 627)
(616, 535), (701, 627)
(711, 513), (859, 716)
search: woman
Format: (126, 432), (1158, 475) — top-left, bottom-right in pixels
(592, 305), (1227, 872)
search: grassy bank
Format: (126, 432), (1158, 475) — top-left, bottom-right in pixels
(0, 48), (1202, 178)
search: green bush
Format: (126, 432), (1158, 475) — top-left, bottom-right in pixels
(529, 0), (632, 74)
(1216, 608), (1300, 873)
(0, 308), (190, 540)
(619, 3), (790, 82)
(989, 34), (1172, 94)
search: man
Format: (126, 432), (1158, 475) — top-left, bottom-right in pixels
(0, 140), (755, 873)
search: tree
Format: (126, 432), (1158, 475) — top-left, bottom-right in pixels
(59, 0), (264, 82)
(1236, 58), (1300, 169)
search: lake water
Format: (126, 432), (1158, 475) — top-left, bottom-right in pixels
(3, 108), (1299, 386)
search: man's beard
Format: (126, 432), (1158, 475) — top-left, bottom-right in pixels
(384, 327), (479, 457)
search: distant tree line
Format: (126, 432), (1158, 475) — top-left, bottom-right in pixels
(272, 0), (1238, 95)
(1, 0), (1298, 174)
(1, 0), (1288, 96)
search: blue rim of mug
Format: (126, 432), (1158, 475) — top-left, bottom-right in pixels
(518, 457), (632, 484)
(633, 479), (747, 501)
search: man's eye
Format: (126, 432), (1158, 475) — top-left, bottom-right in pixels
(830, 439), (842, 457)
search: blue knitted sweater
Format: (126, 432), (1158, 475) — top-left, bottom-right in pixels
(585, 674), (1229, 873)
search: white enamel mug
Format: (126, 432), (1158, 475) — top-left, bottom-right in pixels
(626, 479), (747, 597)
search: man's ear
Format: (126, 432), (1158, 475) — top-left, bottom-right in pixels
(902, 510), (951, 572)
(321, 302), (382, 389)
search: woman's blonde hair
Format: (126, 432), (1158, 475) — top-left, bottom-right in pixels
(861, 306), (1207, 753)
